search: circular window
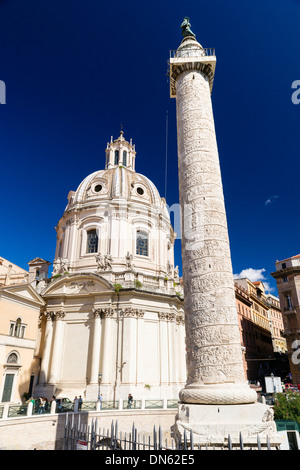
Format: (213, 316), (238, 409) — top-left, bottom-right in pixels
(136, 187), (144, 195)
(94, 184), (102, 193)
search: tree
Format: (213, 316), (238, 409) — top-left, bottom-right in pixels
(273, 391), (300, 424)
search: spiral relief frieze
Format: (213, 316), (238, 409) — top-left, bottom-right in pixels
(174, 40), (256, 405)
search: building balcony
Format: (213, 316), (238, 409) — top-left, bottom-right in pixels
(284, 306), (297, 314)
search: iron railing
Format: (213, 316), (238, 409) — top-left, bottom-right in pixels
(170, 47), (215, 59)
(145, 400), (163, 409)
(0, 399), (179, 419)
(123, 400), (142, 409)
(63, 416), (277, 451)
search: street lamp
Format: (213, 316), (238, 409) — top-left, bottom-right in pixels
(98, 372), (102, 400)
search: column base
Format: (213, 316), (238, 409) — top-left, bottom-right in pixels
(172, 402), (283, 448)
(179, 382), (257, 405)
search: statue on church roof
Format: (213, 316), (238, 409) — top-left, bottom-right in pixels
(181, 17), (196, 38)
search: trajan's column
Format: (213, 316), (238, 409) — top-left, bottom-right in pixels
(169, 18), (281, 448)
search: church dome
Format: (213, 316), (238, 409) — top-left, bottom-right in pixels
(71, 167), (163, 210)
(66, 131), (168, 218)
(54, 132), (176, 278)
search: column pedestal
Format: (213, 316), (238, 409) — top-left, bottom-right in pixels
(172, 402), (282, 448)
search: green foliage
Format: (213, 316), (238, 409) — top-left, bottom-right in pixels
(113, 283), (123, 292)
(52, 273), (62, 279)
(274, 391), (300, 424)
(134, 280), (143, 289)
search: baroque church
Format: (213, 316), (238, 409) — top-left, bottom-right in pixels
(32, 130), (186, 401)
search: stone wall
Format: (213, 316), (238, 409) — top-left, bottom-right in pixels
(0, 409), (177, 450)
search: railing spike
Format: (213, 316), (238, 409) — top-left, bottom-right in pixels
(228, 434), (232, 450)
(110, 420), (115, 449)
(153, 425), (157, 450)
(114, 420), (118, 449)
(183, 429), (187, 450)
(257, 433), (261, 450)
(239, 432), (244, 450)
(190, 429), (193, 450)
(158, 425), (162, 450)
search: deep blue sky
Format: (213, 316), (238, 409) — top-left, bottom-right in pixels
(1, 0), (299, 294)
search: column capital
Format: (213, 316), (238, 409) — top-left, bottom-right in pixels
(158, 312), (176, 322)
(121, 307), (145, 318)
(93, 307), (115, 318)
(45, 310), (65, 321)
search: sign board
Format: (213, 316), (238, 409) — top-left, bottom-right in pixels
(265, 376), (283, 393)
(76, 439), (88, 450)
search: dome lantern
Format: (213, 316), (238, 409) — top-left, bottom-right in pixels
(105, 129), (136, 171)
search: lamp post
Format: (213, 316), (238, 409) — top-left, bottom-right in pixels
(98, 372), (102, 400)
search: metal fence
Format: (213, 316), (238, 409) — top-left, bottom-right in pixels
(63, 416), (276, 451)
(0, 398), (179, 419)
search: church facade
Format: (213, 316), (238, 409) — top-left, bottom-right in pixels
(35, 131), (186, 401)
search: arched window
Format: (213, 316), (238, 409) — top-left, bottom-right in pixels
(86, 229), (98, 254)
(9, 318), (25, 338)
(123, 150), (127, 166)
(136, 230), (148, 257)
(7, 352), (18, 364)
(114, 150), (119, 165)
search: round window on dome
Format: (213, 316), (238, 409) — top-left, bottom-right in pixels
(136, 187), (144, 195)
(94, 184), (103, 193)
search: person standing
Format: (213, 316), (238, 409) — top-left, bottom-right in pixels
(128, 394), (133, 409)
(78, 395), (83, 411)
(73, 396), (79, 412)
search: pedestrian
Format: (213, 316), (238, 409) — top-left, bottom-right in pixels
(35, 397), (41, 414)
(78, 395), (83, 411)
(56, 398), (63, 413)
(128, 394), (133, 409)
(74, 396), (79, 412)
(44, 397), (49, 412)
(99, 394), (103, 410)
(38, 397), (45, 414)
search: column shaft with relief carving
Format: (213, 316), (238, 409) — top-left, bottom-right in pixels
(170, 36), (256, 405)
